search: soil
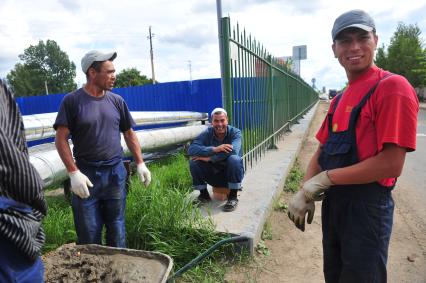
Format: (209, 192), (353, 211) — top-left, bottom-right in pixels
(42, 243), (171, 283)
(225, 101), (426, 283)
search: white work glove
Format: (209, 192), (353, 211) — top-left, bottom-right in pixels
(68, 170), (93, 199)
(137, 162), (151, 187)
(303, 171), (334, 202)
(287, 190), (315, 232)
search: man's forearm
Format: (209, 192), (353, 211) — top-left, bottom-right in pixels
(55, 137), (77, 172)
(328, 144), (406, 185)
(187, 144), (214, 157)
(123, 129), (143, 164)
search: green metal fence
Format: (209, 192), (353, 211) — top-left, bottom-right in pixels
(221, 17), (318, 168)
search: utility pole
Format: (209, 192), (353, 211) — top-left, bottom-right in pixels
(188, 60), (192, 82)
(44, 80), (49, 95)
(216, 0), (225, 99)
(147, 26), (156, 84)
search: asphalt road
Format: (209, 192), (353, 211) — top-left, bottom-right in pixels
(389, 107), (426, 281)
(397, 108), (426, 217)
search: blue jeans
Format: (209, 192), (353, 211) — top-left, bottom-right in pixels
(0, 235), (44, 283)
(72, 161), (127, 247)
(189, 155), (244, 190)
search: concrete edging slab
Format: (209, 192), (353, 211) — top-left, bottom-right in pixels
(196, 102), (320, 254)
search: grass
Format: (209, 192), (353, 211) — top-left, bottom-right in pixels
(261, 221), (273, 241)
(283, 160), (304, 193)
(255, 240), (270, 256)
(270, 160), (304, 213)
(42, 153), (242, 282)
(273, 200), (288, 212)
(254, 222), (272, 256)
(42, 195), (76, 253)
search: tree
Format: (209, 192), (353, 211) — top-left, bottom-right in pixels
(7, 40), (76, 96)
(374, 44), (388, 70)
(115, 68), (153, 88)
(375, 23), (426, 87)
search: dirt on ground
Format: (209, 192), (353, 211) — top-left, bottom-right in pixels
(42, 243), (171, 283)
(225, 101), (426, 283)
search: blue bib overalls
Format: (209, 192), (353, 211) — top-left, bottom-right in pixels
(318, 76), (394, 283)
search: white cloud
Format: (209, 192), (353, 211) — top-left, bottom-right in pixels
(1, 0), (425, 91)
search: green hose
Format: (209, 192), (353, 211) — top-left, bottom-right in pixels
(167, 235), (249, 282)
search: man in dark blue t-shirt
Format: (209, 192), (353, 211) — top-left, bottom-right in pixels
(54, 50), (151, 247)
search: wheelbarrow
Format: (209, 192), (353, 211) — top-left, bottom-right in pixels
(43, 236), (249, 282)
(43, 243), (172, 283)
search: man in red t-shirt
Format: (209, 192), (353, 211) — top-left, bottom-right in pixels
(287, 9), (419, 282)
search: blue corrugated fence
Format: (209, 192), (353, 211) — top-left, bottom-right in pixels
(15, 78), (222, 115)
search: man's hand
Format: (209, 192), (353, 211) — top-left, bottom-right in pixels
(191, 156), (211, 162)
(303, 171), (333, 201)
(137, 162), (151, 187)
(213, 144), (233, 153)
(288, 190), (315, 232)
(69, 170), (93, 199)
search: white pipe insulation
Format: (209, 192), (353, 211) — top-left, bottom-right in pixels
(29, 124), (208, 188)
(23, 111), (208, 141)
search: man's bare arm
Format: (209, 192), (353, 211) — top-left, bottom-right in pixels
(328, 143), (406, 185)
(122, 129), (144, 164)
(55, 126), (78, 172)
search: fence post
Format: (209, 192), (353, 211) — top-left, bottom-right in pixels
(221, 17), (233, 122)
(268, 55), (276, 148)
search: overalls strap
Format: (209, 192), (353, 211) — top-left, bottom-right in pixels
(327, 93), (344, 132)
(348, 73), (394, 126)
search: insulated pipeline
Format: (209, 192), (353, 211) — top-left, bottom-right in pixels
(30, 124), (208, 189)
(24, 111), (208, 141)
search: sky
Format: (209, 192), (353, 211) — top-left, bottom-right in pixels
(1, 0), (425, 92)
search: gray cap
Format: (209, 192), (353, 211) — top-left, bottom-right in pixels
(81, 50), (117, 73)
(332, 9), (375, 41)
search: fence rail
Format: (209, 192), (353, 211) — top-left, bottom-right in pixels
(220, 17), (318, 168)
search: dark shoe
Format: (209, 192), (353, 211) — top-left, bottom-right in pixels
(194, 194), (211, 206)
(223, 199), (238, 212)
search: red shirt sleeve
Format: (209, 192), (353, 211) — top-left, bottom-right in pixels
(373, 75), (419, 152)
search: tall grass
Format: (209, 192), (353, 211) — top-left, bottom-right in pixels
(43, 153), (238, 282)
(126, 154), (234, 281)
(42, 195), (75, 253)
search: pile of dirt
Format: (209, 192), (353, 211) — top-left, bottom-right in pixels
(42, 243), (172, 283)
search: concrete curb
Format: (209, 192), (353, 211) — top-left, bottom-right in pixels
(197, 102), (320, 254)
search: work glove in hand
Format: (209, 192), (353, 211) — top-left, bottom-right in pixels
(303, 171), (333, 201)
(137, 162), (151, 187)
(69, 170), (93, 199)
(288, 190), (315, 232)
